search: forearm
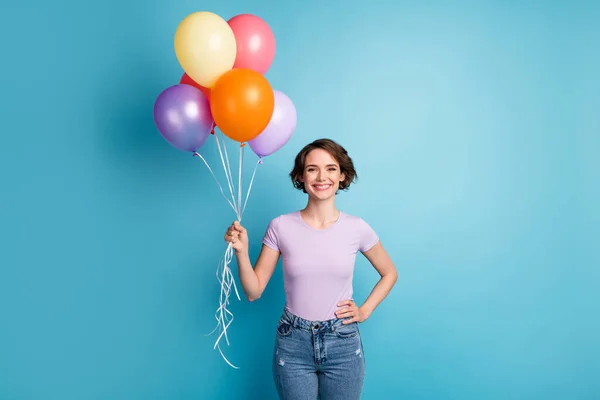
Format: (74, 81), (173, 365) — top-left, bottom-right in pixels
(359, 271), (398, 319)
(234, 251), (261, 301)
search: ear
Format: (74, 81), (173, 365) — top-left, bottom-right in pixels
(340, 172), (346, 182)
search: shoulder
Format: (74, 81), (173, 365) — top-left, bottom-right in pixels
(339, 212), (373, 229)
(340, 212), (379, 252)
(340, 211), (379, 243)
(265, 211), (300, 230)
(262, 211), (302, 250)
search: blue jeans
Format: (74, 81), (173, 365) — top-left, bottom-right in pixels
(272, 308), (366, 400)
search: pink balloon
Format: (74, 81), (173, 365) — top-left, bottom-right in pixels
(227, 14), (276, 75)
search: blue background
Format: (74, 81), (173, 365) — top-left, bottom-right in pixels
(1, 0), (598, 399)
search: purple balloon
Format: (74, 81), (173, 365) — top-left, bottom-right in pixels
(248, 90), (297, 157)
(153, 84), (213, 152)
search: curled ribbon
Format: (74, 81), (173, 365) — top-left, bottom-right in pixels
(193, 129), (262, 368)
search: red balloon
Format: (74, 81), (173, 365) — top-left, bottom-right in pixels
(228, 14), (276, 75)
(180, 73), (211, 100)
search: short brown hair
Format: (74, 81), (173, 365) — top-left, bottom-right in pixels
(289, 138), (357, 193)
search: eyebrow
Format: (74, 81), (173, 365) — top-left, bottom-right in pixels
(305, 164), (338, 168)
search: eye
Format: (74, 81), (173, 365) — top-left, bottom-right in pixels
(328, 167), (337, 171)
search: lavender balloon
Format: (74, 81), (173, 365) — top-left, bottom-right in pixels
(248, 90), (297, 157)
(153, 84), (213, 152)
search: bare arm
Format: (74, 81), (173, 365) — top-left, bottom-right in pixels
(336, 241), (398, 323)
(234, 244), (280, 301)
(359, 241), (398, 319)
(225, 221), (279, 302)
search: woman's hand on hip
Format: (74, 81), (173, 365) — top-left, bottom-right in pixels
(335, 300), (370, 324)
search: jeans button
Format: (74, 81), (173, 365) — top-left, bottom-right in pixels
(314, 324), (320, 329)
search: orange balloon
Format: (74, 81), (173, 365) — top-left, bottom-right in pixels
(210, 68), (275, 142)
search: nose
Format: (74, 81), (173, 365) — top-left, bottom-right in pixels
(316, 169), (325, 181)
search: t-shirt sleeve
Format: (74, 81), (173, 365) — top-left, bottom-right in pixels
(262, 216), (281, 252)
(358, 218), (379, 252)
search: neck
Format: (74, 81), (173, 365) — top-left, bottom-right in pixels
(301, 197), (339, 223)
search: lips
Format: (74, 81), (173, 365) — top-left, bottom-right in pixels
(313, 184), (332, 191)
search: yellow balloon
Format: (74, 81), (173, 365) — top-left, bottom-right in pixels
(174, 12), (237, 88)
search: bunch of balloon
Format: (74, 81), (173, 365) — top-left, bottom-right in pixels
(152, 11), (297, 369)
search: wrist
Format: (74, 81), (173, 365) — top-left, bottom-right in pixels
(234, 248), (249, 258)
(359, 305), (373, 320)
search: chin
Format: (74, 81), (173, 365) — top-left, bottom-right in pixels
(311, 193), (333, 200)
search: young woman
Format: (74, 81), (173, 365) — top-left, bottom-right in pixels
(224, 138), (398, 400)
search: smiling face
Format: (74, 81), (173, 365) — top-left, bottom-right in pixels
(290, 138), (358, 195)
(299, 148), (346, 201)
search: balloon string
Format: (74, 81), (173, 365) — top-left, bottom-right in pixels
(193, 152), (237, 214)
(193, 147), (240, 364)
(213, 131), (239, 217)
(217, 131), (237, 216)
(237, 145), (244, 218)
(242, 158), (261, 216)
(201, 131), (262, 369)
(215, 132), (237, 215)
(205, 242), (241, 369)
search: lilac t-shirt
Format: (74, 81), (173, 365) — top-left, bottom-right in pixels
(262, 211), (379, 321)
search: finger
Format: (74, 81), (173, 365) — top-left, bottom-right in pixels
(225, 232), (237, 241)
(335, 306), (350, 316)
(335, 306), (353, 316)
(337, 310), (354, 319)
(234, 222), (246, 233)
(337, 300), (355, 307)
(342, 317), (359, 325)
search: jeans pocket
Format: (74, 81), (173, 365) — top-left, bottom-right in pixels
(276, 319), (293, 337)
(333, 322), (359, 339)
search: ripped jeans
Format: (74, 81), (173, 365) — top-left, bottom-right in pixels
(272, 308), (366, 400)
